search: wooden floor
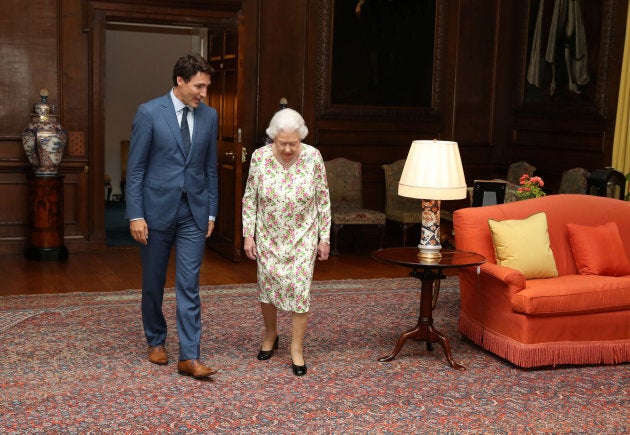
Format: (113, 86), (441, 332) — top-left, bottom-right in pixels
(1, 244), (412, 296)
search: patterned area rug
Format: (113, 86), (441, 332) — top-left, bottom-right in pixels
(1, 278), (628, 434)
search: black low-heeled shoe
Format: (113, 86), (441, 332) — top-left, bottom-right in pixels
(291, 361), (307, 376)
(256, 336), (279, 360)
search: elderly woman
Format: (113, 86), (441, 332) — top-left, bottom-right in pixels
(242, 108), (331, 376)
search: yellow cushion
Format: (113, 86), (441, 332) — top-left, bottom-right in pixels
(488, 212), (558, 279)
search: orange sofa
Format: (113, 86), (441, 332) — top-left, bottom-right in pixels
(453, 194), (630, 368)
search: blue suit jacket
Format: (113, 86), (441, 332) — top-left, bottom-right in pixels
(126, 92), (218, 231)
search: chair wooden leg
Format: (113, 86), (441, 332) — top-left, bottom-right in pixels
(351, 225), (359, 249)
(331, 223), (342, 255)
(401, 223), (410, 247)
(378, 224), (385, 249)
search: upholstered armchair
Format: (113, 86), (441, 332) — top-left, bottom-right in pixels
(325, 157), (386, 254)
(503, 160), (537, 202)
(558, 167), (590, 194)
(381, 159), (423, 246)
(382, 159), (453, 307)
(506, 160), (536, 184)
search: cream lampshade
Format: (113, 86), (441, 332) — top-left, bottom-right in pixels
(398, 140), (467, 258)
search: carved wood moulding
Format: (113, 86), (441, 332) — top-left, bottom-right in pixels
(83, 0), (241, 30)
(313, 0), (447, 122)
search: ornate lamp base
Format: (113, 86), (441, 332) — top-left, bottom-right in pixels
(417, 199), (442, 260)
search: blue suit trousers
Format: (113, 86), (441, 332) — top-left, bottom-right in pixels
(141, 195), (206, 361)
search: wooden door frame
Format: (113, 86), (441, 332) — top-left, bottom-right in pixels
(206, 27), (243, 262)
(83, 0), (243, 247)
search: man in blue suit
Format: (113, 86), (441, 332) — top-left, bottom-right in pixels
(127, 54), (219, 379)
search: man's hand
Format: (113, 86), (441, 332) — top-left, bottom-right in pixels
(206, 221), (215, 239)
(130, 219), (149, 246)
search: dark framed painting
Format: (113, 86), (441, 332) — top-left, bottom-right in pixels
(314, 0), (444, 120)
(520, 0), (614, 114)
(330, 0), (436, 107)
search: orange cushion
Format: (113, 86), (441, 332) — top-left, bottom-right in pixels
(511, 275), (630, 315)
(567, 221), (630, 276)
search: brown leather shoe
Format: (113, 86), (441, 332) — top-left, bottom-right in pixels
(177, 359), (218, 378)
(148, 345), (168, 365)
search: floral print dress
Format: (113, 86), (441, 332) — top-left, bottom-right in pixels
(242, 144), (331, 313)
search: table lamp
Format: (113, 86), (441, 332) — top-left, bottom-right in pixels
(398, 140), (467, 259)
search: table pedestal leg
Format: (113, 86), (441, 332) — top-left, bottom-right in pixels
(378, 274), (465, 370)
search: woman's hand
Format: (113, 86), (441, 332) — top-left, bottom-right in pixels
(317, 240), (330, 261)
(244, 236), (257, 260)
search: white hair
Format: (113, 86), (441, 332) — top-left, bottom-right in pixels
(265, 108), (309, 140)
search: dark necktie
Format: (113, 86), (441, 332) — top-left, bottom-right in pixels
(181, 106), (191, 155)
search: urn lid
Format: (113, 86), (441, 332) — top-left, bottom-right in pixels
(33, 89), (54, 116)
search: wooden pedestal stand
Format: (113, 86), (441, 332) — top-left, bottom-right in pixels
(25, 174), (68, 261)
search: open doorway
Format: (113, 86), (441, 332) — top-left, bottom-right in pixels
(103, 23), (207, 246)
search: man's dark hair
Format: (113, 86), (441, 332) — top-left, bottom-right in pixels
(172, 54), (211, 86)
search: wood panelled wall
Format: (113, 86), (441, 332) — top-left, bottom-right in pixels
(0, 0), (627, 255)
(0, 0), (91, 254)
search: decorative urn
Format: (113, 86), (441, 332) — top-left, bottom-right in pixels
(22, 89), (67, 175)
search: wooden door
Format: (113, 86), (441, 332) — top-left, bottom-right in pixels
(206, 28), (243, 262)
